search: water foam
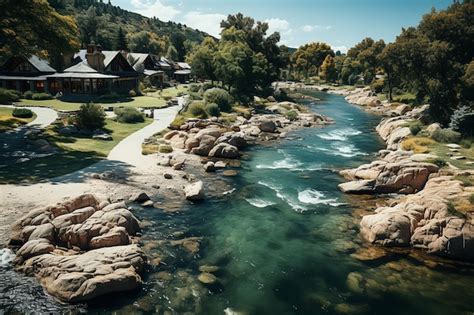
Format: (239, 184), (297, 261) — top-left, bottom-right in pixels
(298, 189), (341, 206)
(0, 248), (15, 268)
(258, 181), (306, 212)
(256, 157), (302, 170)
(245, 198), (276, 208)
(317, 127), (362, 141)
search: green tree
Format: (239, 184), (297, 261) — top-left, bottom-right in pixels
(115, 27), (128, 51)
(187, 37), (217, 83)
(166, 45), (179, 61)
(293, 42), (334, 78)
(320, 55), (337, 82)
(127, 31), (166, 55)
(348, 37), (385, 83)
(0, 0), (80, 60)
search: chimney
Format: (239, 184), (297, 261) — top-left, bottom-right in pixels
(85, 42), (105, 72)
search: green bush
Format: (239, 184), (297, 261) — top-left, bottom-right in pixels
(114, 107), (145, 123)
(460, 138), (473, 148)
(189, 84), (201, 93)
(0, 88), (20, 104)
(202, 82), (214, 91)
(189, 92), (203, 100)
(431, 128), (461, 143)
(469, 194), (474, 204)
(286, 110), (298, 121)
(205, 103), (220, 117)
(128, 89), (137, 97)
(23, 91), (34, 99)
(12, 108), (33, 118)
(31, 93), (53, 100)
(204, 88), (232, 112)
(75, 103), (106, 131)
(409, 121), (423, 136)
(370, 78), (385, 94)
(188, 102), (208, 118)
(158, 144), (173, 153)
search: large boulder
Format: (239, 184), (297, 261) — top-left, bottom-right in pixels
(208, 143), (240, 159)
(216, 132), (247, 149)
(190, 135), (216, 156)
(184, 181), (204, 201)
(258, 120), (277, 133)
(168, 131), (188, 149)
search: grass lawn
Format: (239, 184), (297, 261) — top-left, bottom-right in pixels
(0, 107), (36, 132)
(428, 141), (474, 170)
(14, 85), (189, 112)
(0, 118), (152, 183)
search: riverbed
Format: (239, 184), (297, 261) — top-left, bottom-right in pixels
(2, 92), (474, 314)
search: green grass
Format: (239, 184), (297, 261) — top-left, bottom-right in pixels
(428, 141), (474, 170)
(0, 107), (36, 132)
(0, 118), (152, 183)
(15, 85), (189, 112)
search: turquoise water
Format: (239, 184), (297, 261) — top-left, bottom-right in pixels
(104, 92), (473, 314)
(2, 92), (474, 314)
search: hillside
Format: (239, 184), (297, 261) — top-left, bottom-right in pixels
(48, 0), (209, 55)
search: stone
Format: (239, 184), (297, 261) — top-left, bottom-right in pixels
(16, 238), (54, 261)
(208, 143), (240, 159)
(198, 272), (218, 284)
(164, 173), (173, 179)
(199, 265), (219, 273)
(216, 132), (247, 149)
(446, 143), (461, 149)
(451, 156), (466, 160)
(168, 132), (188, 149)
(129, 192), (150, 203)
(426, 123), (441, 135)
(190, 135), (216, 156)
(203, 161), (216, 172)
(222, 170), (238, 177)
(214, 161), (227, 169)
(89, 226), (129, 249)
(258, 120), (277, 133)
(173, 160), (185, 170)
(184, 181), (204, 201)
(141, 200), (154, 208)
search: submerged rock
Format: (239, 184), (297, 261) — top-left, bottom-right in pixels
(184, 181), (204, 201)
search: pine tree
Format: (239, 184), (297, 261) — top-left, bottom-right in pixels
(116, 27), (128, 51)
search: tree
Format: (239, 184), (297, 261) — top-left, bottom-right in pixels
(170, 32), (186, 61)
(127, 31), (166, 55)
(187, 37), (217, 82)
(378, 43), (401, 101)
(115, 27), (128, 51)
(166, 45), (178, 61)
(0, 0), (80, 60)
(320, 55), (337, 82)
(347, 37), (385, 83)
(293, 42), (334, 78)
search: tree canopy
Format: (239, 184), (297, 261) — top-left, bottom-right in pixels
(0, 0), (80, 60)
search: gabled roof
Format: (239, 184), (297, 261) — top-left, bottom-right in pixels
(64, 62), (98, 73)
(27, 56), (56, 73)
(177, 62), (191, 70)
(128, 53), (149, 66)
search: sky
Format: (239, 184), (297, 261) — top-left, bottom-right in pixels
(112, 0), (451, 52)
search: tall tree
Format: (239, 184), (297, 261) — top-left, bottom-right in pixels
(293, 42), (334, 78)
(127, 31), (166, 55)
(115, 27), (128, 51)
(320, 55), (337, 82)
(0, 0), (80, 60)
(166, 45), (178, 61)
(187, 37), (217, 83)
(170, 32), (186, 61)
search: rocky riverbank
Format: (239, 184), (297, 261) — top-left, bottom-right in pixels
(337, 87), (474, 261)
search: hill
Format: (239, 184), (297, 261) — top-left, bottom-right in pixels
(47, 0), (210, 59)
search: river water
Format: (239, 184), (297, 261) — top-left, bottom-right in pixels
(2, 91), (474, 314)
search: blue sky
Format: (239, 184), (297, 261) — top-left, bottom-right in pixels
(113, 0), (450, 52)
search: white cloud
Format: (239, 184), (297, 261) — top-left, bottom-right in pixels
(330, 45), (348, 53)
(301, 24), (332, 32)
(131, 0), (181, 21)
(182, 11), (227, 37)
(264, 18), (292, 45)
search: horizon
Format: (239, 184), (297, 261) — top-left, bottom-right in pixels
(112, 0), (451, 52)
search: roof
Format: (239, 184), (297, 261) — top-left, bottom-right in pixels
(0, 75), (50, 81)
(63, 62), (98, 73)
(47, 72), (118, 79)
(144, 69), (164, 76)
(28, 55), (56, 73)
(73, 50), (125, 69)
(174, 70), (191, 75)
(128, 53), (149, 65)
(177, 62), (191, 70)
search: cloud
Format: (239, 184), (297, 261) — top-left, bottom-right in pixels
(264, 18), (293, 45)
(330, 45), (348, 53)
(131, 0), (181, 21)
(301, 24), (332, 32)
(182, 11), (227, 37)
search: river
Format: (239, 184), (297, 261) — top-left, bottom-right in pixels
(2, 91), (474, 314)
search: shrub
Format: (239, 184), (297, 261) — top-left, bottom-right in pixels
(286, 110), (298, 121)
(75, 103), (105, 131)
(114, 107), (145, 123)
(128, 89), (137, 97)
(431, 128), (461, 143)
(202, 82), (214, 91)
(23, 91), (34, 99)
(204, 88), (232, 112)
(460, 139), (473, 149)
(188, 102), (208, 118)
(12, 108), (33, 118)
(205, 103), (220, 117)
(189, 92), (203, 100)
(158, 144), (173, 153)
(449, 105), (474, 137)
(189, 84), (201, 93)
(401, 137), (434, 153)
(0, 88), (20, 104)
(469, 194), (474, 204)
(370, 78), (385, 94)
(409, 121), (423, 136)
(31, 92), (53, 100)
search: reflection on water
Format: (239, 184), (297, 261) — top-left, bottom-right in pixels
(2, 92), (474, 314)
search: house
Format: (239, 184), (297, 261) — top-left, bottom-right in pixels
(174, 62), (191, 83)
(0, 55), (56, 93)
(128, 53), (164, 86)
